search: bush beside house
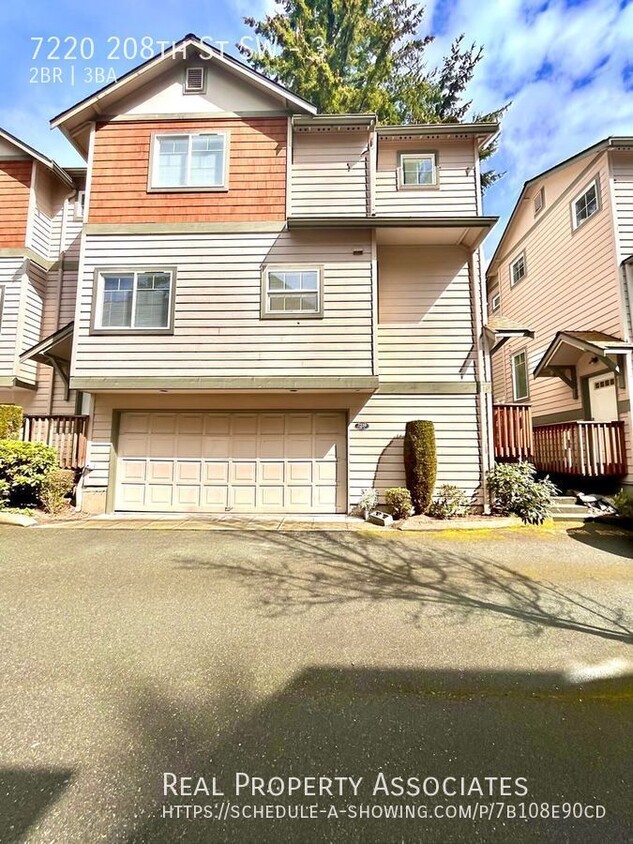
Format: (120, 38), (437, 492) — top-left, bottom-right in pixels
(0, 440), (59, 509)
(487, 461), (557, 525)
(0, 405), (23, 439)
(403, 420), (437, 514)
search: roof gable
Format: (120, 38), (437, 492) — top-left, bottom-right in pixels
(0, 127), (73, 187)
(51, 34), (316, 157)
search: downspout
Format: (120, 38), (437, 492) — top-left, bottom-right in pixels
(48, 192), (73, 413)
(468, 249), (493, 513)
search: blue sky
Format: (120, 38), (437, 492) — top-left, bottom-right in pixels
(1, 0), (632, 258)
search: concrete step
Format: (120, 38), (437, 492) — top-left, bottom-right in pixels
(551, 511), (600, 522)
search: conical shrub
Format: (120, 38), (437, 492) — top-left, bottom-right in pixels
(403, 420), (437, 514)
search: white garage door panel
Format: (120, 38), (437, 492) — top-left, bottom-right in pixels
(116, 411), (347, 513)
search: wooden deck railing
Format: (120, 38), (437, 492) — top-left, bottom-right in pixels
(22, 415), (88, 470)
(493, 404), (533, 461)
(532, 421), (627, 477)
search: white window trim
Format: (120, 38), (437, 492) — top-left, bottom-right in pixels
(511, 350), (529, 401)
(184, 66), (206, 94)
(571, 177), (600, 230)
(148, 131), (229, 193)
(92, 267), (176, 334)
(261, 265), (324, 320)
(397, 152), (438, 190)
(74, 190), (85, 221)
(491, 292), (501, 313)
(509, 252), (527, 287)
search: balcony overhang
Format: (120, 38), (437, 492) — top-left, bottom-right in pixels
(68, 375), (380, 393)
(484, 317), (534, 354)
(534, 330), (633, 398)
(20, 322), (74, 399)
(287, 216), (498, 249)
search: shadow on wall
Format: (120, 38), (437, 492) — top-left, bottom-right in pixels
(372, 435), (404, 495)
(123, 666), (632, 843)
(175, 531), (633, 643)
(0, 768), (73, 844)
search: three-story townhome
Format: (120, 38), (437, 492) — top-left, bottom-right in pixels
(48, 34), (498, 515)
(487, 138), (633, 491)
(0, 128), (86, 447)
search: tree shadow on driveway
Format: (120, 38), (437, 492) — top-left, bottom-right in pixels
(567, 523), (633, 560)
(176, 532), (633, 643)
(123, 666), (632, 843)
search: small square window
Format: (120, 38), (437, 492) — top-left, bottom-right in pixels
(571, 179), (599, 229)
(491, 293), (501, 313)
(511, 350), (529, 401)
(94, 269), (174, 331)
(262, 268), (322, 318)
(398, 153), (437, 188)
(509, 253), (527, 287)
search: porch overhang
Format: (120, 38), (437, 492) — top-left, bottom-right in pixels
(533, 330), (633, 398)
(484, 317), (534, 354)
(287, 216), (498, 249)
(20, 322), (74, 399)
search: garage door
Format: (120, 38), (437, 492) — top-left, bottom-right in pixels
(115, 411), (347, 513)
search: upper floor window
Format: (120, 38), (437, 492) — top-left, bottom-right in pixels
(93, 269), (174, 333)
(571, 178), (599, 229)
(262, 267), (323, 319)
(511, 350), (529, 401)
(509, 252), (527, 287)
(533, 186), (545, 215)
(150, 132), (227, 191)
(398, 152), (437, 189)
(491, 292), (501, 313)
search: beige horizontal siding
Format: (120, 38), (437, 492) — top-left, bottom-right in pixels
(375, 139), (478, 217)
(74, 229), (374, 379)
(17, 263), (46, 386)
(490, 154), (621, 418)
(378, 246), (475, 381)
(0, 258), (26, 378)
(291, 130), (369, 216)
(612, 151), (633, 258)
(348, 393), (482, 505)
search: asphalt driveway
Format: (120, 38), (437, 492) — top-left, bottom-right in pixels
(0, 524), (631, 843)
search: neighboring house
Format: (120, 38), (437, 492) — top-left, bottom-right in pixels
(487, 138), (633, 489)
(0, 128), (86, 422)
(15, 34), (500, 515)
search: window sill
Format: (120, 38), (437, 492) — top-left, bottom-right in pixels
(147, 186), (229, 193)
(260, 312), (324, 320)
(89, 327), (174, 336)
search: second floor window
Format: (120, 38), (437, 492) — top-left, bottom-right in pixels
(571, 178), (599, 229)
(262, 267), (322, 318)
(398, 153), (437, 188)
(509, 252), (527, 286)
(151, 133), (227, 190)
(511, 350), (529, 401)
(94, 270), (173, 331)
(491, 292), (501, 312)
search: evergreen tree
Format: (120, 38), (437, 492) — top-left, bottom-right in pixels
(238, 1), (507, 187)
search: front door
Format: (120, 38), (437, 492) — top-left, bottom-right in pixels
(587, 373), (618, 421)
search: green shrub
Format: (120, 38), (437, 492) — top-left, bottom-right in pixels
(487, 461), (558, 525)
(613, 489), (633, 518)
(428, 484), (470, 519)
(403, 420), (437, 514)
(0, 439), (58, 507)
(40, 468), (75, 514)
(385, 487), (413, 520)
(0, 405), (23, 439)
